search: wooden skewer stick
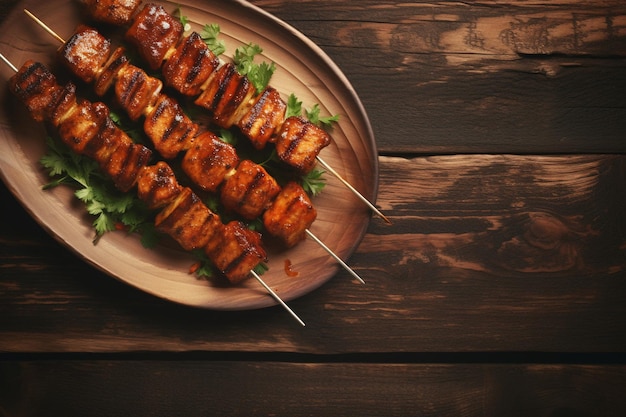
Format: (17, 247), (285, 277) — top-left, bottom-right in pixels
(316, 156), (390, 224)
(0, 51), (306, 327)
(24, 9), (366, 285)
(23, 8), (390, 225)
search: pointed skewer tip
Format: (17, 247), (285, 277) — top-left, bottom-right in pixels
(305, 229), (365, 284)
(251, 270), (305, 326)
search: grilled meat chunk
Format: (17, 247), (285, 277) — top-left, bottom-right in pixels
(114, 64), (162, 120)
(155, 187), (223, 251)
(60, 25), (111, 83)
(194, 63), (256, 128)
(205, 221), (266, 284)
(57, 99), (108, 156)
(237, 87), (286, 150)
(181, 131), (239, 193)
(162, 32), (219, 97)
(263, 182), (316, 247)
(80, 0), (142, 25)
(8, 60), (64, 122)
(125, 3), (183, 70)
(220, 160), (281, 220)
(275, 116), (330, 173)
(143, 93), (198, 159)
(136, 161), (183, 210)
(101, 140), (153, 192)
(94, 47), (129, 96)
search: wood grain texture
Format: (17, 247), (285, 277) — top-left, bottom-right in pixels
(1, 361), (625, 417)
(248, 0), (626, 154)
(2, 155), (625, 354)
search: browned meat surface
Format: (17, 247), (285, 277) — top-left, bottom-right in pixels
(114, 64), (162, 121)
(155, 187), (222, 251)
(136, 161), (183, 210)
(59, 25), (111, 84)
(237, 87), (286, 150)
(143, 94), (198, 159)
(205, 221), (267, 284)
(8, 60), (65, 122)
(194, 63), (256, 128)
(80, 0), (142, 25)
(275, 116), (331, 173)
(181, 131), (239, 193)
(263, 181), (316, 247)
(94, 47), (129, 96)
(162, 32), (219, 97)
(125, 3), (183, 70)
(220, 160), (281, 220)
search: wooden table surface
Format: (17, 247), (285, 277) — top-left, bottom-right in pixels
(1, 0), (626, 415)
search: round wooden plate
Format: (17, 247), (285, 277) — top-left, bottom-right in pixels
(0, 0), (378, 310)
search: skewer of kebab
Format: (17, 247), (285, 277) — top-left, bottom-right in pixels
(58, 2), (390, 224)
(22, 15), (366, 284)
(0, 54), (305, 326)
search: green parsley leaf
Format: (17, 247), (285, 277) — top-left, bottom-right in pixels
(233, 42), (276, 91)
(200, 23), (226, 56)
(285, 93), (302, 118)
(176, 7), (191, 31)
(305, 103), (340, 128)
(300, 168), (327, 197)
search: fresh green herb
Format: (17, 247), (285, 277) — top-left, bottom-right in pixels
(218, 128), (238, 146)
(200, 23), (226, 56)
(285, 93), (303, 119)
(176, 7), (191, 31)
(300, 168), (327, 197)
(306, 103), (340, 128)
(233, 42), (276, 91)
(39, 137), (155, 244)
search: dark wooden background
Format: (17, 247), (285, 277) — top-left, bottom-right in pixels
(1, 0), (626, 416)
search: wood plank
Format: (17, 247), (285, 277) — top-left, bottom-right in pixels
(1, 360), (625, 417)
(2, 154), (625, 353)
(249, 0), (626, 154)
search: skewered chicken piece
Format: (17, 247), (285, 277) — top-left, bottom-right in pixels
(55, 24), (319, 247)
(69, 2), (389, 222)
(6, 59), (270, 285)
(24, 12), (367, 282)
(80, 0), (142, 25)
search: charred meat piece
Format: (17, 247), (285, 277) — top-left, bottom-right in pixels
(237, 87), (286, 150)
(125, 3), (183, 70)
(162, 32), (219, 97)
(136, 161), (183, 210)
(94, 47), (129, 96)
(59, 25), (111, 84)
(205, 221), (266, 284)
(263, 182), (316, 247)
(8, 60), (65, 122)
(80, 0), (142, 25)
(101, 140), (153, 192)
(181, 131), (239, 193)
(143, 93), (198, 159)
(220, 160), (281, 220)
(57, 99), (109, 156)
(275, 116), (331, 173)
(114, 64), (162, 121)
(194, 63), (256, 128)
(155, 187), (223, 251)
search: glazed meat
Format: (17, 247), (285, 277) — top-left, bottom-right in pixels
(94, 47), (129, 96)
(59, 25), (111, 83)
(194, 63), (256, 128)
(114, 64), (163, 121)
(125, 3), (183, 70)
(275, 116), (331, 173)
(263, 181), (317, 247)
(136, 161), (183, 210)
(220, 159), (281, 220)
(155, 187), (223, 251)
(162, 32), (220, 97)
(205, 221), (267, 284)
(143, 94), (198, 159)
(181, 131), (239, 193)
(80, 0), (142, 25)
(8, 60), (64, 122)
(237, 87), (286, 150)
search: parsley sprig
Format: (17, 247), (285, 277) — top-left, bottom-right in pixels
(40, 137), (158, 246)
(233, 43), (276, 91)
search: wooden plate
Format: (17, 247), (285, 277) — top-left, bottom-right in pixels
(0, 0), (378, 310)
